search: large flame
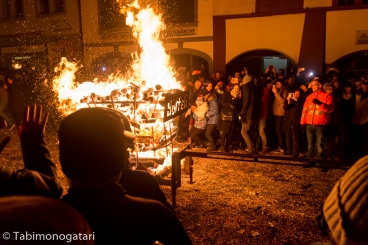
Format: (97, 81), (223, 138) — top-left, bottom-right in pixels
(51, 0), (183, 173)
(52, 0), (180, 116)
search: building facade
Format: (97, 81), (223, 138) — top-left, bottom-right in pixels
(0, 0), (82, 74)
(1, 0), (367, 80)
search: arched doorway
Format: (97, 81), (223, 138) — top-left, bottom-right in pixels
(331, 50), (368, 80)
(226, 50), (297, 78)
(169, 48), (213, 79)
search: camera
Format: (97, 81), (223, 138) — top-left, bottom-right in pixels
(288, 93), (294, 97)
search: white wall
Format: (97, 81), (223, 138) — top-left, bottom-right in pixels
(326, 9), (368, 64)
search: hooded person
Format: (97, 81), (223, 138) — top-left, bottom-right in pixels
(323, 155), (368, 245)
(59, 108), (192, 245)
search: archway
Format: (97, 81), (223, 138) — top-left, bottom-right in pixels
(226, 49), (297, 78)
(169, 48), (213, 79)
(331, 50), (368, 80)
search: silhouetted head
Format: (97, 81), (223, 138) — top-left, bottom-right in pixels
(58, 108), (134, 182)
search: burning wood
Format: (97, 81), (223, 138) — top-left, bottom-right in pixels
(51, 0), (187, 175)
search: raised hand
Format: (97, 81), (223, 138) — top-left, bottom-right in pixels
(21, 105), (49, 135)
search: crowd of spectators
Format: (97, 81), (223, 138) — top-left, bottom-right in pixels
(176, 65), (368, 161)
(0, 61), (367, 244)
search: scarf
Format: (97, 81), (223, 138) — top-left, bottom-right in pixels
(193, 102), (208, 119)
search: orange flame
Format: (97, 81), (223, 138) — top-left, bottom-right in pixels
(52, 0), (180, 116)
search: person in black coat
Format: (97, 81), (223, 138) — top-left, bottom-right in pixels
(239, 77), (263, 154)
(338, 82), (355, 159)
(218, 84), (242, 152)
(282, 88), (305, 157)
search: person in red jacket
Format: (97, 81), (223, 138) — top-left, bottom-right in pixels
(300, 78), (334, 160)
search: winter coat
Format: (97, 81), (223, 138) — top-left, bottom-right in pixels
(207, 98), (220, 124)
(62, 183), (192, 245)
(300, 89), (334, 125)
(259, 86), (270, 119)
(340, 92), (355, 125)
(218, 91), (242, 133)
(273, 86), (288, 116)
(282, 99), (304, 134)
(327, 95), (343, 126)
(240, 81), (263, 121)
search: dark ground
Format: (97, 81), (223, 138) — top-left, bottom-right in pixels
(1, 129), (345, 245)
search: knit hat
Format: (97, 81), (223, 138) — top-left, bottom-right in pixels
(58, 108), (135, 182)
(215, 81), (224, 90)
(323, 155), (368, 245)
(195, 95), (204, 105)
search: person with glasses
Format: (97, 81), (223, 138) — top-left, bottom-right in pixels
(300, 78), (334, 161)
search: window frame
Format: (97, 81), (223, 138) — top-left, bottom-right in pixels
(35, 0), (65, 17)
(0, 0), (24, 20)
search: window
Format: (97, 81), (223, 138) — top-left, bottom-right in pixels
(54, 0), (63, 12)
(1, 0), (23, 19)
(36, 0), (65, 15)
(338, 0), (354, 6)
(40, 0), (49, 14)
(14, 0), (22, 17)
(1, 0), (10, 19)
